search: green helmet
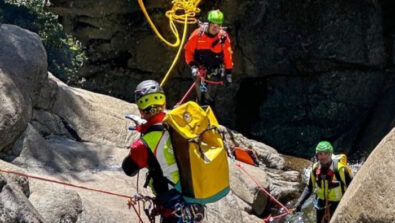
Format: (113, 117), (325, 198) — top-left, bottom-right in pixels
(207, 10), (224, 25)
(315, 141), (334, 154)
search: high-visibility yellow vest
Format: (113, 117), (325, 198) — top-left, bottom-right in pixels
(141, 127), (180, 187)
(311, 156), (350, 202)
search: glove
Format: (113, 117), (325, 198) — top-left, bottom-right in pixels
(226, 74), (232, 84)
(294, 204), (302, 212)
(122, 156), (139, 177)
(225, 74), (232, 87)
(125, 114), (147, 130)
(191, 66), (199, 79)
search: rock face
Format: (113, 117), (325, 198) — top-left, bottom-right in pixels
(46, 0), (395, 158)
(29, 188), (83, 223)
(50, 74), (140, 147)
(0, 24), (304, 223)
(0, 23), (142, 223)
(0, 24), (47, 153)
(330, 128), (395, 223)
(0, 69), (28, 153)
(0, 24), (48, 107)
(0, 161), (45, 223)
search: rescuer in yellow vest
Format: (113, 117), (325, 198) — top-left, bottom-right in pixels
(294, 141), (353, 223)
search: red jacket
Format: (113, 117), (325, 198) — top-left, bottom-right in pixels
(184, 26), (233, 72)
(128, 112), (166, 169)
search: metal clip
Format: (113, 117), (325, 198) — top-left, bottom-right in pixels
(220, 66), (225, 78)
(199, 82), (207, 92)
(172, 203), (205, 223)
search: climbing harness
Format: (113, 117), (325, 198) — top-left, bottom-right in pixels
(321, 182), (331, 223)
(176, 66), (224, 106)
(199, 82), (207, 93)
(136, 0), (202, 87)
(131, 193), (205, 223)
(313, 196), (333, 223)
(131, 194), (158, 223)
(173, 203), (206, 223)
(129, 193), (175, 223)
(200, 65), (225, 85)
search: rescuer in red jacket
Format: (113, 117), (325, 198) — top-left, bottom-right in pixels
(184, 9), (234, 111)
(122, 80), (205, 223)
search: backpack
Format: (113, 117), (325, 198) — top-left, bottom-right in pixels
(163, 101), (230, 204)
(332, 154), (351, 194)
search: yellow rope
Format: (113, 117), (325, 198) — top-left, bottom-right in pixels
(160, 15), (189, 87)
(136, 0), (202, 87)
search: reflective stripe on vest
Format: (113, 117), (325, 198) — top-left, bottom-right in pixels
(142, 130), (180, 186)
(311, 161), (346, 202)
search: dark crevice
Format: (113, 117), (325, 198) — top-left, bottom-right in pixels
(234, 24), (257, 68)
(235, 77), (267, 139)
(59, 117), (83, 142)
(74, 21), (99, 30)
(114, 51), (132, 68)
(293, 57), (385, 76)
(349, 70), (395, 160)
(86, 38), (112, 46)
(348, 0), (395, 160)
(381, 0), (395, 68)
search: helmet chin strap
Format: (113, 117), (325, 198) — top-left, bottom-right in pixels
(144, 105), (163, 116)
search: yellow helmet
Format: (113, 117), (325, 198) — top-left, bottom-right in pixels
(134, 80), (166, 110)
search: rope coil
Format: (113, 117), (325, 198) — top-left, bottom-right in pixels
(136, 0), (202, 87)
(137, 0), (201, 47)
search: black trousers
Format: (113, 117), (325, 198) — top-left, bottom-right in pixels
(160, 216), (182, 223)
(315, 200), (339, 223)
(196, 80), (221, 110)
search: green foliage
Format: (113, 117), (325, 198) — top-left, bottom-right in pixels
(0, 0), (86, 83)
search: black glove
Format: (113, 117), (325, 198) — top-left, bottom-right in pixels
(294, 203), (302, 212)
(122, 156), (139, 177)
